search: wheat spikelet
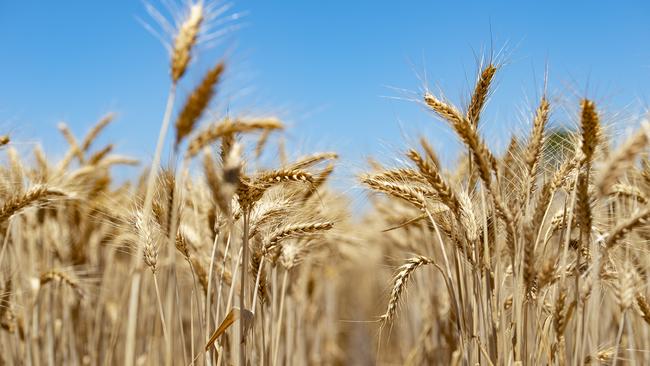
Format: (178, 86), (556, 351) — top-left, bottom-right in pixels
(189, 257), (209, 294)
(158, 169), (177, 236)
(175, 232), (190, 259)
(253, 168), (314, 187)
(419, 136), (441, 168)
(531, 180), (553, 230)
(171, 2), (203, 83)
(39, 269), (84, 298)
(249, 197), (293, 239)
(0, 186), (65, 223)
(302, 163), (334, 201)
(361, 176), (430, 210)
(467, 64), (496, 126)
(81, 113), (114, 153)
(287, 152), (338, 170)
(596, 128), (648, 195)
(87, 144), (114, 165)
(580, 99), (600, 166)
(609, 183), (647, 204)
(615, 262), (638, 311)
(605, 207), (650, 248)
(523, 220), (537, 296)
(254, 129), (271, 159)
(548, 209), (575, 234)
(93, 155), (139, 168)
(279, 240), (309, 270)
(584, 347), (615, 364)
(174, 62), (225, 148)
(58, 122), (84, 163)
(553, 287), (570, 365)
(524, 96), (550, 181)
(186, 118), (284, 158)
(457, 191), (478, 242)
(381, 255), (433, 324)
(407, 149), (460, 213)
(378, 169), (427, 186)
(32, 145), (49, 180)
(425, 92), (496, 189)
(6, 148), (24, 192)
(367, 169), (427, 186)
(538, 259), (558, 289)
(203, 150), (230, 215)
(236, 178), (262, 210)
(641, 157), (650, 186)
(236, 167), (313, 209)
(636, 293), (650, 324)
(135, 211), (159, 273)
(424, 92), (466, 127)
(576, 171), (592, 247)
(220, 131), (234, 163)
(551, 157), (578, 190)
(263, 221), (334, 255)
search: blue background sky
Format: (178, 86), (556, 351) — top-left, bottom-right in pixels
(0, 1), (649, 183)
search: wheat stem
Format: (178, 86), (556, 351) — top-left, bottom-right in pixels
(240, 210), (250, 366)
(126, 83), (177, 366)
(153, 274), (170, 344)
(272, 269), (289, 366)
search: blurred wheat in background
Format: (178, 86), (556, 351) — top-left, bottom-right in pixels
(1, 1), (650, 365)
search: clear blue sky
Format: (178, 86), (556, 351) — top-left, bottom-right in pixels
(0, 1), (649, 178)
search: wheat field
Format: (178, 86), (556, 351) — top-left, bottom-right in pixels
(1, 2), (650, 366)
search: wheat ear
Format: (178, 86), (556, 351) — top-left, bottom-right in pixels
(171, 2), (203, 83)
(381, 256), (434, 324)
(175, 62), (225, 148)
(467, 64), (496, 126)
